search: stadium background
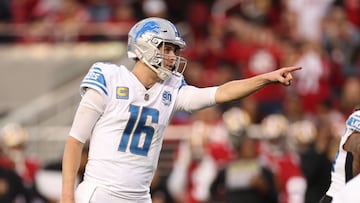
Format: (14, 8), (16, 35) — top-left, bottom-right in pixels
(0, 0), (359, 202)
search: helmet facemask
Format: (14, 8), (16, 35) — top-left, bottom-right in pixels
(155, 41), (187, 78)
(128, 17), (187, 80)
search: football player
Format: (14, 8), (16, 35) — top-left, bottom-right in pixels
(61, 17), (301, 203)
(259, 114), (307, 203)
(320, 107), (360, 203)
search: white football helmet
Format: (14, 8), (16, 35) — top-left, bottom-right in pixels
(288, 120), (317, 145)
(128, 17), (187, 80)
(261, 114), (289, 140)
(222, 107), (251, 135)
(0, 123), (29, 148)
(222, 107), (252, 149)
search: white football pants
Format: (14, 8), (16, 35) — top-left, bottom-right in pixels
(75, 181), (151, 203)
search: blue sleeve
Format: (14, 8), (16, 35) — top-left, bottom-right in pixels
(80, 63), (108, 96)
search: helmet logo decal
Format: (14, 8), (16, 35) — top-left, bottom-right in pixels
(135, 21), (160, 43)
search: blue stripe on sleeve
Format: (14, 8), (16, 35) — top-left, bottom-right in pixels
(81, 65), (108, 95)
(81, 81), (108, 96)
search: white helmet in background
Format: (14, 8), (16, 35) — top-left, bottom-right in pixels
(261, 114), (289, 140)
(127, 17), (187, 80)
(288, 120), (317, 145)
(222, 107), (252, 149)
(0, 123), (29, 148)
(222, 107), (251, 135)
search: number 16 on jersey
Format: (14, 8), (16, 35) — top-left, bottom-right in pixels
(118, 104), (159, 156)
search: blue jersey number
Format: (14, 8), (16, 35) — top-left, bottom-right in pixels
(118, 104), (159, 156)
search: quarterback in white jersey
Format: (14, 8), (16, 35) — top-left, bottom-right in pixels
(75, 62), (217, 201)
(320, 108), (360, 203)
(61, 17), (301, 203)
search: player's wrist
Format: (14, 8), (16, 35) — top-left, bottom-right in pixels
(61, 192), (75, 201)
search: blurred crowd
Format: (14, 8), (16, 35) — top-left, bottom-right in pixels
(164, 104), (343, 203)
(0, 107), (343, 203)
(0, 123), (89, 203)
(0, 0), (360, 203)
(3, 0), (356, 117)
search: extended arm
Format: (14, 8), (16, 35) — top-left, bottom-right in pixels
(215, 66), (301, 104)
(174, 66), (300, 112)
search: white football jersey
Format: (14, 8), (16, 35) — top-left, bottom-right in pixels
(79, 62), (188, 199)
(332, 173), (360, 203)
(326, 110), (360, 197)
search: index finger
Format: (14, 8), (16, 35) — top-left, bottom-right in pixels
(284, 66), (302, 72)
